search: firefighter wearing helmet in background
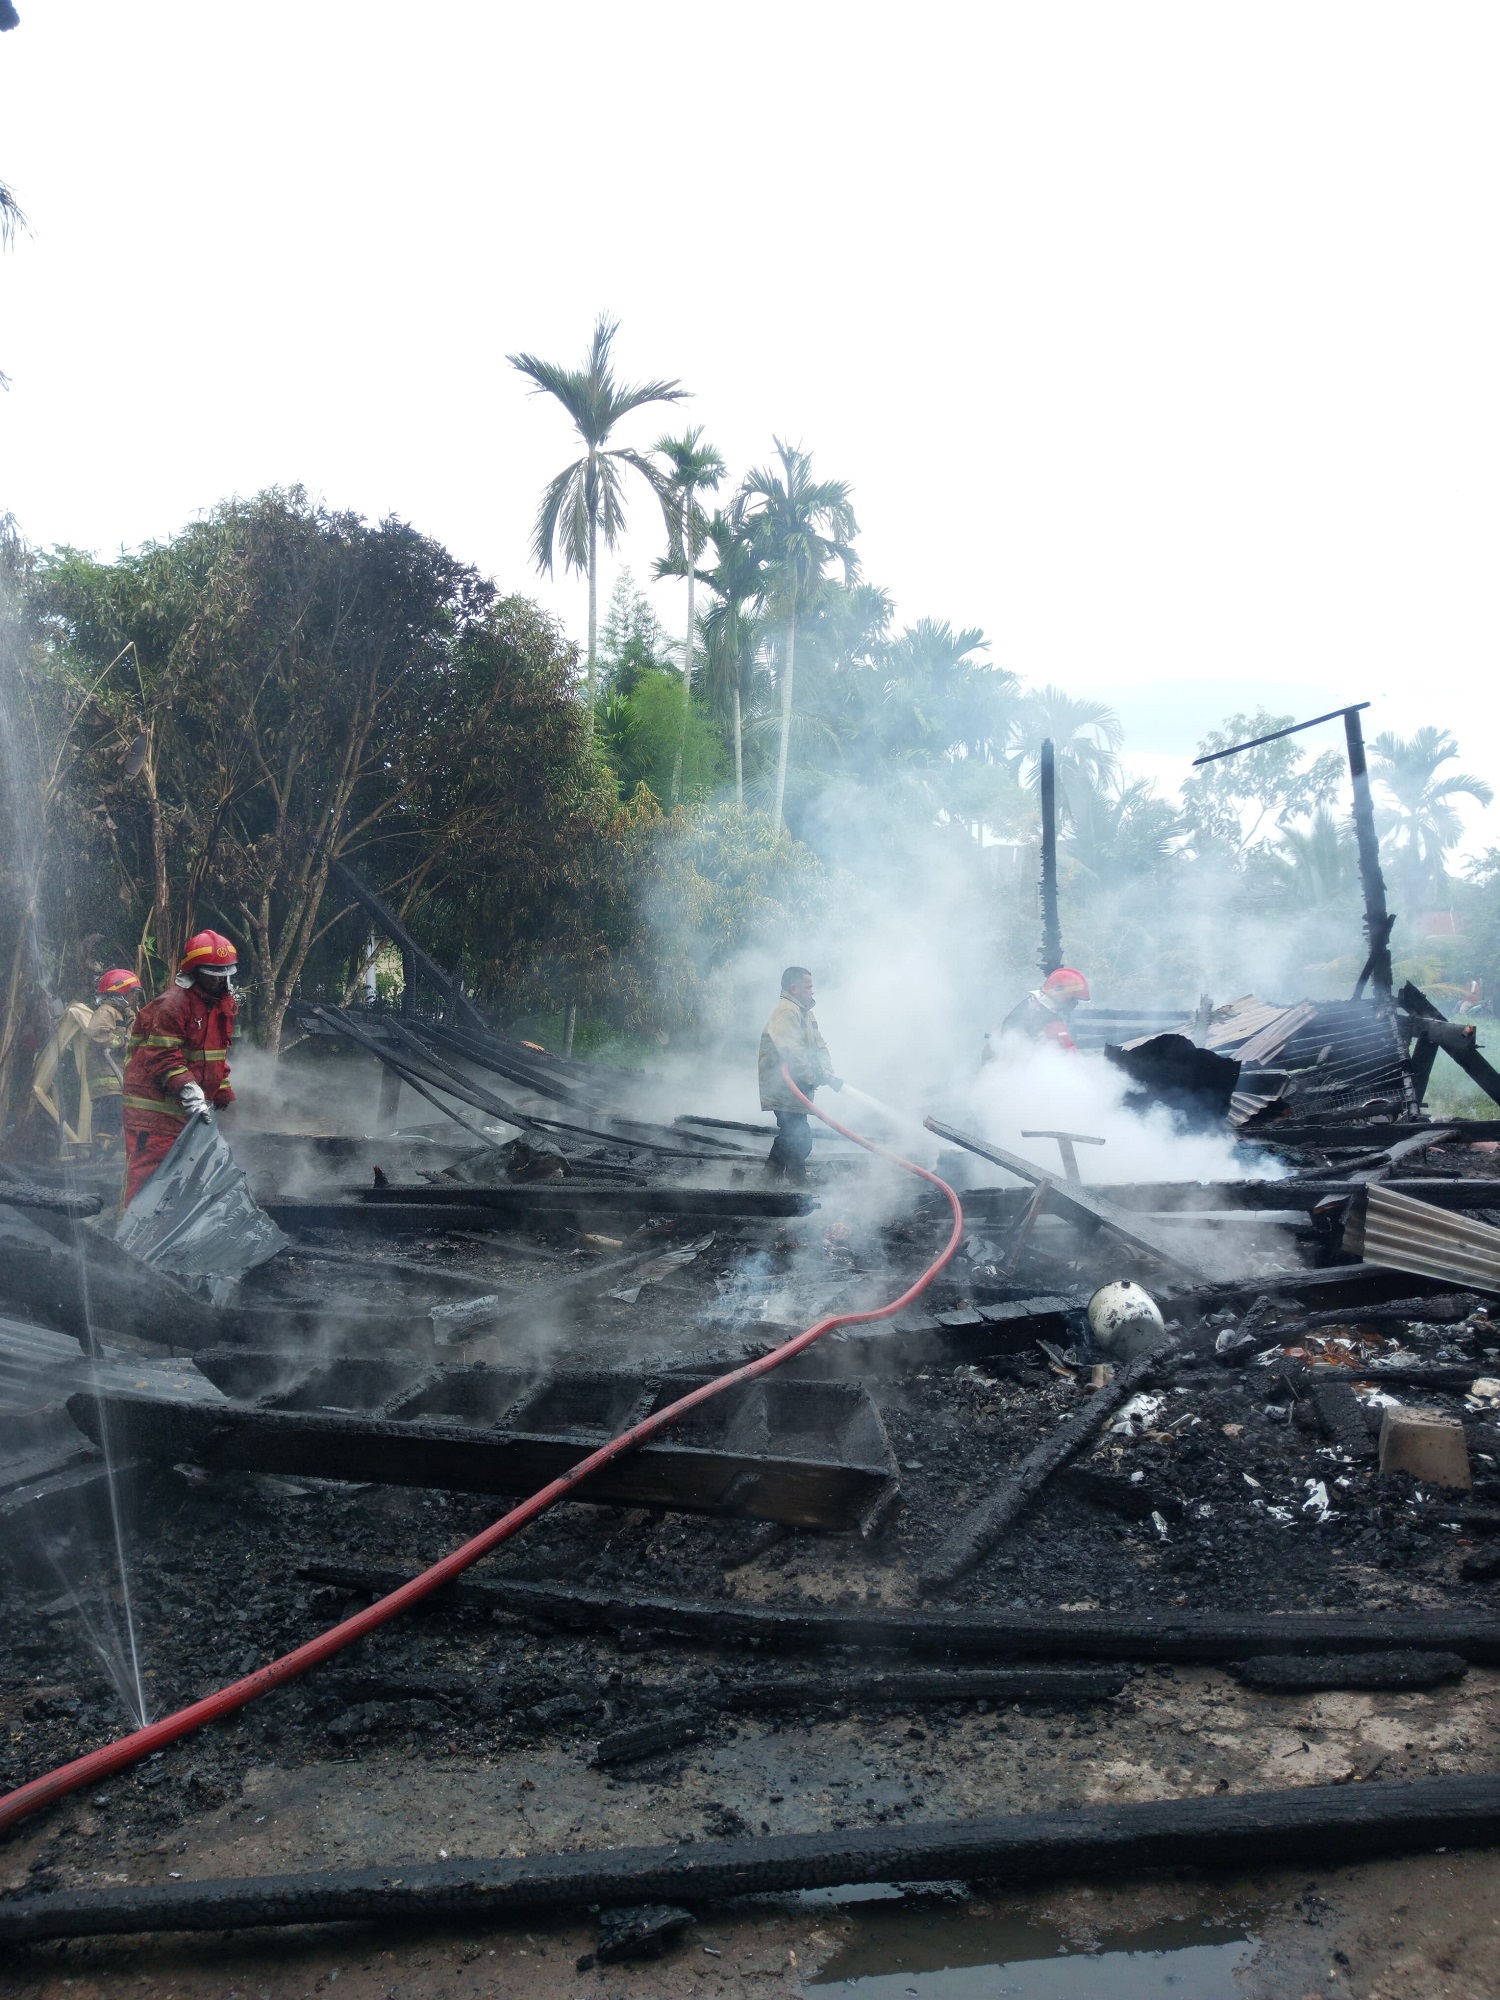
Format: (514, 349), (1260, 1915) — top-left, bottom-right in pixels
(82, 969), (145, 1143)
(121, 931), (239, 1208)
(984, 966), (1091, 1061)
(29, 968), (145, 1151)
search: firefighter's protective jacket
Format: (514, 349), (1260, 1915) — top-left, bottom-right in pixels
(83, 998), (130, 1105)
(758, 993), (834, 1112)
(123, 982), (237, 1121)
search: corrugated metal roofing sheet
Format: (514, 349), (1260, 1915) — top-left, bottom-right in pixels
(1346, 1185), (1500, 1293)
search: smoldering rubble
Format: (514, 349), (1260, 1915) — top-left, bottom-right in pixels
(6, 985), (1500, 1972)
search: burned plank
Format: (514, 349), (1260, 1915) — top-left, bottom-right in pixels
(781, 1296), (1079, 1378)
(0, 1202), (206, 1349)
(353, 1183), (816, 1220)
(296, 1565), (1500, 1664)
(1308, 1378), (1377, 1458)
(7, 1775), (1500, 1942)
(923, 1119), (1214, 1280)
(918, 1332), (1178, 1593)
(68, 1366), (898, 1532)
(1228, 1652), (1468, 1693)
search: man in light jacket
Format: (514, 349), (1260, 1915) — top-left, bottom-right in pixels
(758, 966), (840, 1182)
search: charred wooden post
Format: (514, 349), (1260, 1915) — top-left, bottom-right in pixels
(1038, 736), (1062, 976)
(1344, 706), (1395, 1003)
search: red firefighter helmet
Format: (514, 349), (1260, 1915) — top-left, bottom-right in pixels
(96, 968), (142, 997)
(181, 930), (238, 974)
(1041, 967), (1090, 1004)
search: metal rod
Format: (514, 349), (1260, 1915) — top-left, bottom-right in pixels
(1038, 737), (1061, 976)
(1191, 702), (1370, 767)
(1344, 707), (1394, 1002)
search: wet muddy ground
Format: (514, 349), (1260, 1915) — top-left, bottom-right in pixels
(5, 1133), (1500, 1994)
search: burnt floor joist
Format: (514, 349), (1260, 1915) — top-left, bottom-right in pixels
(296, 1567), (1500, 1665)
(4, 1775), (1500, 1944)
(264, 1184), (817, 1239)
(68, 1367), (900, 1533)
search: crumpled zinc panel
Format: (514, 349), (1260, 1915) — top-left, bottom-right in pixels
(115, 1115), (287, 1304)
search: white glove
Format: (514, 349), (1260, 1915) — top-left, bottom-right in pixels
(178, 1080), (210, 1117)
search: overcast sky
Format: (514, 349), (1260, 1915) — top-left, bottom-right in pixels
(3, 3), (1497, 846)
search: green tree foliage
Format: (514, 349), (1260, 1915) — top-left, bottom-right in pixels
(597, 568), (672, 693)
(1179, 710), (1343, 858)
(644, 803), (835, 1033)
(598, 668), (725, 807)
(27, 491), (627, 1050)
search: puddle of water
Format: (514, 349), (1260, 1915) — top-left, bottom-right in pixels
(808, 1905), (1258, 1997)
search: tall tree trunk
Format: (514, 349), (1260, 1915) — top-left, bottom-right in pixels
(772, 609), (796, 829)
(142, 746), (173, 976)
(670, 560), (695, 807)
(732, 682), (743, 809)
(585, 492), (598, 744)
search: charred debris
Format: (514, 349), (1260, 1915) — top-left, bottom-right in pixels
(7, 830), (1500, 1941)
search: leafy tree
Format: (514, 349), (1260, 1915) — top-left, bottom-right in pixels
(36, 491), (509, 1051)
(508, 315), (686, 735)
(652, 427), (725, 803)
(597, 568), (672, 694)
(1371, 726), (1493, 912)
(741, 440), (858, 828)
(644, 802), (834, 1034)
(1179, 710), (1342, 859)
(596, 668), (725, 808)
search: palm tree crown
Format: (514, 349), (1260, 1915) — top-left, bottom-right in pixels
(653, 426), (726, 803)
(508, 315), (687, 733)
(696, 501), (762, 809)
(740, 439), (858, 828)
(1010, 686), (1123, 822)
(1371, 726), (1493, 909)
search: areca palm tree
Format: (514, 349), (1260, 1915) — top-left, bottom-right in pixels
(1269, 807), (1355, 907)
(741, 440), (858, 828)
(696, 503), (762, 807)
(508, 315), (686, 737)
(652, 426), (725, 802)
(1010, 686), (1123, 824)
(1371, 727), (1493, 910)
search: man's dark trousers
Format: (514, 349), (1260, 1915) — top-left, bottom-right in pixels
(767, 1109), (812, 1180)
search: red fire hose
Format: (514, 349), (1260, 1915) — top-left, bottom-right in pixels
(0, 1074), (962, 1837)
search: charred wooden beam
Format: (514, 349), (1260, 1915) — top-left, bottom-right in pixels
(1399, 982), (1500, 1113)
(328, 860), (486, 1030)
(68, 1373), (898, 1533)
(297, 1565), (1500, 1664)
(918, 1332), (1178, 1593)
(7, 1776), (1500, 1942)
(923, 1120), (1213, 1280)
(352, 1183), (816, 1220)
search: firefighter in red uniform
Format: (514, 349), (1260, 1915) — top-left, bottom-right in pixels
(984, 966), (1091, 1062)
(121, 930), (239, 1209)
